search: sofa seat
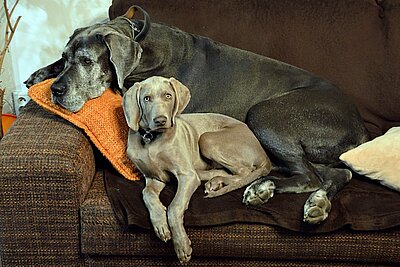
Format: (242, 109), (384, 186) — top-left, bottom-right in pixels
(80, 170), (400, 265)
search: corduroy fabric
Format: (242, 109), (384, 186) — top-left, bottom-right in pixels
(81, 171), (400, 265)
(0, 101), (95, 266)
(28, 79), (141, 181)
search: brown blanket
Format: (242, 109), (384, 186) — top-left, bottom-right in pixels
(104, 164), (400, 233)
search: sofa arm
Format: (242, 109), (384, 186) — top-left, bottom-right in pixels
(0, 101), (96, 266)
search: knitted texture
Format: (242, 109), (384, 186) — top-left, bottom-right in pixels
(28, 79), (141, 181)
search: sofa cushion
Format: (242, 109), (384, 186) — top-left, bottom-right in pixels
(105, 165), (400, 233)
(340, 127), (400, 191)
(81, 168), (400, 264)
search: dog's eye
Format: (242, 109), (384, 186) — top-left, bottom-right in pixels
(144, 96), (151, 102)
(165, 93), (172, 99)
(81, 57), (93, 65)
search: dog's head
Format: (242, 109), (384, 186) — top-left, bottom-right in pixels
(51, 6), (150, 112)
(122, 76), (191, 132)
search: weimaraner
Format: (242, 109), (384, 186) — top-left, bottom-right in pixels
(122, 76), (272, 263)
(25, 6), (369, 228)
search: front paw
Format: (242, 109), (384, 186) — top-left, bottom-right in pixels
(303, 189), (331, 224)
(150, 213), (171, 242)
(24, 70), (51, 88)
(173, 234), (192, 263)
(152, 220), (171, 242)
(242, 179), (275, 205)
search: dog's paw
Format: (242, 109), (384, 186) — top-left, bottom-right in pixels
(303, 189), (331, 224)
(173, 235), (192, 263)
(242, 179), (275, 205)
(24, 70), (50, 88)
(204, 176), (225, 194)
(153, 221), (171, 242)
(150, 211), (171, 242)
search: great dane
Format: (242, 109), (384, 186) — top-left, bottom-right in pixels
(25, 6), (369, 228)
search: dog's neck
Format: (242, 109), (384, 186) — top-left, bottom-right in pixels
(125, 23), (195, 84)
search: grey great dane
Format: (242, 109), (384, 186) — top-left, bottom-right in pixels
(25, 6), (369, 226)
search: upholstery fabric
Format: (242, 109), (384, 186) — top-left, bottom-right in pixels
(0, 101), (96, 266)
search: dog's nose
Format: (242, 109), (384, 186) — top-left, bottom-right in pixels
(51, 83), (66, 97)
(153, 116), (167, 127)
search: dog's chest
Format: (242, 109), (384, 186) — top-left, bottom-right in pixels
(126, 137), (173, 182)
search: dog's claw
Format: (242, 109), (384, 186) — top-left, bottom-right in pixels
(303, 189), (331, 224)
(242, 179), (275, 205)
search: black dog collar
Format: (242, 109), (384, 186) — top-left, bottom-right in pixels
(138, 128), (162, 144)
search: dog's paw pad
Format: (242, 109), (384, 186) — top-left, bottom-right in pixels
(242, 179), (275, 206)
(303, 189), (331, 224)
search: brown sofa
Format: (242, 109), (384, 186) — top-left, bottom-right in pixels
(1, 0), (400, 266)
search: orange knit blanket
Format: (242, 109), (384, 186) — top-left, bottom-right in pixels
(28, 79), (141, 181)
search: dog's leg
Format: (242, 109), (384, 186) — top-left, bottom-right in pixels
(200, 125), (272, 198)
(243, 156), (322, 205)
(167, 172), (201, 263)
(243, 88), (366, 223)
(142, 177), (171, 242)
(24, 58), (65, 88)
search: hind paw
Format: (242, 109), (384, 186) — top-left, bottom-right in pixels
(242, 179), (275, 205)
(303, 189), (331, 224)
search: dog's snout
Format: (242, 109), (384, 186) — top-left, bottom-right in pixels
(153, 116), (167, 127)
(51, 83), (67, 97)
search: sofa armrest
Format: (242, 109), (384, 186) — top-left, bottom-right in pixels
(0, 101), (96, 266)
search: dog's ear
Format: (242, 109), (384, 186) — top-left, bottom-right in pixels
(169, 77), (191, 119)
(104, 32), (143, 90)
(122, 82), (142, 132)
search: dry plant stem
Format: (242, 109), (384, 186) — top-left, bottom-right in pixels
(0, 0), (21, 70)
(0, 0), (20, 140)
(0, 88), (4, 139)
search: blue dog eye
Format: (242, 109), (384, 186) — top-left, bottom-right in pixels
(144, 96), (151, 102)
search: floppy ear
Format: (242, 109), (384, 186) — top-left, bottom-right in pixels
(122, 82), (142, 132)
(168, 77), (191, 120)
(104, 32), (143, 90)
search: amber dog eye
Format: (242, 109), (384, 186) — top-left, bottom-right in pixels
(80, 56), (93, 65)
(165, 93), (172, 99)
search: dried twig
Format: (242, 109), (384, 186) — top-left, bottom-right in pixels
(1, 0), (21, 139)
(0, 0), (21, 71)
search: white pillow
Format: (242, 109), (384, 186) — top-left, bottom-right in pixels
(340, 127), (400, 191)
